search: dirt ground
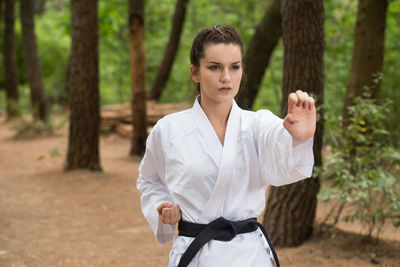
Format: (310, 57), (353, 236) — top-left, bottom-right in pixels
(1, 115), (399, 267)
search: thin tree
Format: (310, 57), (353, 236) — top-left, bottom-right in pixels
(19, 0), (47, 121)
(236, 0), (282, 110)
(66, 0), (101, 171)
(34, 0), (47, 14)
(343, 0), (388, 121)
(129, 0), (147, 155)
(263, 0), (324, 246)
(3, 0), (19, 118)
(148, 0), (189, 101)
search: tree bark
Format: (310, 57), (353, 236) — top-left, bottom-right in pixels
(3, 0), (20, 117)
(129, 0), (147, 156)
(19, 0), (48, 121)
(236, 0), (282, 110)
(148, 0), (189, 101)
(343, 0), (387, 121)
(34, 0), (47, 14)
(263, 0), (324, 247)
(66, 0), (101, 171)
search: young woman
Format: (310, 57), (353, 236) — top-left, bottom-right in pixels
(137, 25), (316, 267)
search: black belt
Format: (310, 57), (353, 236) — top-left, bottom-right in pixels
(177, 217), (280, 267)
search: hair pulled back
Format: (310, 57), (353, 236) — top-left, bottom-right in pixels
(190, 25), (246, 94)
(190, 25), (244, 68)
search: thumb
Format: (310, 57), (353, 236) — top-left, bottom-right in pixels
(284, 113), (298, 125)
(174, 204), (181, 213)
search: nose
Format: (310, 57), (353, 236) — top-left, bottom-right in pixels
(220, 68), (231, 83)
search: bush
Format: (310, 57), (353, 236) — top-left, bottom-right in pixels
(11, 112), (67, 139)
(318, 91), (400, 240)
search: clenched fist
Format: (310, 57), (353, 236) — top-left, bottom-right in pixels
(157, 202), (182, 225)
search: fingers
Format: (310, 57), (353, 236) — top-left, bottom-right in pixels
(161, 204), (181, 224)
(159, 204), (182, 225)
(296, 90), (308, 108)
(157, 202), (174, 215)
(295, 90), (308, 108)
(288, 90), (315, 111)
(308, 97), (315, 111)
(288, 92), (298, 108)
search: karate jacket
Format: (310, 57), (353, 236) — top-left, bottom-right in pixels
(137, 97), (314, 267)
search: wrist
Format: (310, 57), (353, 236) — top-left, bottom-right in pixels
(292, 137), (302, 147)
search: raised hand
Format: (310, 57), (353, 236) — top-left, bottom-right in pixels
(283, 90), (316, 143)
(157, 202), (182, 225)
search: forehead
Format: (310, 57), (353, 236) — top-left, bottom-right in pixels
(202, 43), (242, 63)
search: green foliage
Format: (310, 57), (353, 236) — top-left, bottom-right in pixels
(12, 117), (54, 139)
(0, 19), (28, 108)
(381, 1), (400, 146)
(35, 5), (71, 106)
(252, 39), (283, 115)
(0, 1), (71, 113)
(149, 0), (269, 104)
(11, 110), (67, 139)
(38, 147), (62, 161)
(98, 0), (130, 105)
(320, 0), (400, 147)
(318, 91), (400, 239)
(323, 0), (357, 118)
(1, 0), (400, 148)
(254, 0), (400, 147)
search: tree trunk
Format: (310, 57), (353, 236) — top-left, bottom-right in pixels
(3, 0), (20, 117)
(129, 0), (147, 156)
(19, 0), (47, 121)
(236, 0), (282, 110)
(66, 0), (101, 171)
(343, 0), (387, 121)
(148, 0), (189, 101)
(63, 54), (71, 105)
(34, 0), (47, 15)
(263, 0), (324, 247)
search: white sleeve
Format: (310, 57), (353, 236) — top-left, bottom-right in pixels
(136, 123), (175, 243)
(255, 110), (314, 186)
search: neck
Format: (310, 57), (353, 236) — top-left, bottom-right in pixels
(199, 96), (233, 126)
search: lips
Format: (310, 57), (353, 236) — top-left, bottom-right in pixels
(218, 87), (232, 92)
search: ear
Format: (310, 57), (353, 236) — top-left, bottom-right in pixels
(190, 65), (200, 83)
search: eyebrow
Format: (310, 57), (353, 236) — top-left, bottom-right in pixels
(206, 61), (241, 65)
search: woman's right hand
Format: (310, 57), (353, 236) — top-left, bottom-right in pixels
(157, 202), (182, 225)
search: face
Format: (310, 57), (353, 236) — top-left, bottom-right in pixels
(190, 43), (243, 106)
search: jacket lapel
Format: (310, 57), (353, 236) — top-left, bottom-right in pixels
(198, 100), (241, 222)
(191, 97), (223, 169)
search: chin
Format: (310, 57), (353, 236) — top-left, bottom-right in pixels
(216, 95), (235, 103)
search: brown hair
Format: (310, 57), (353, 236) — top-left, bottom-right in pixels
(190, 25), (244, 68)
(190, 25), (246, 92)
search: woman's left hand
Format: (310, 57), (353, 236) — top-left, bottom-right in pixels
(283, 90), (316, 143)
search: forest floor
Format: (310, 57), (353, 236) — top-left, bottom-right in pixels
(0, 114), (400, 267)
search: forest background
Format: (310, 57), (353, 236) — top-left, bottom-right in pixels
(1, 0), (399, 143)
(1, 0), (400, 266)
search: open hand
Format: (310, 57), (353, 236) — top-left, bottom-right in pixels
(283, 90), (316, 143)
(157, 202), (182, 225)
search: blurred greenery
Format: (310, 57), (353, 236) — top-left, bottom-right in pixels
(317, 90), (400, 238)
(0, 0), (399, 146)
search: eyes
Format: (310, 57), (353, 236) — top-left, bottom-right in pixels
(207, 64), (241, 71)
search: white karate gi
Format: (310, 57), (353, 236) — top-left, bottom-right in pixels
(137, 97), (314, 267)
